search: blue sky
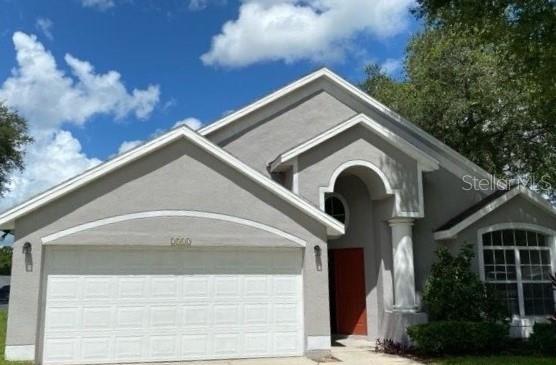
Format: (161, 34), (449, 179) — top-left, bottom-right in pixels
(0, 0), (420, 211)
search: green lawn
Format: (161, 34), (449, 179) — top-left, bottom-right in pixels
(431, 356), (556, 365)
(0, 310), (31, 365)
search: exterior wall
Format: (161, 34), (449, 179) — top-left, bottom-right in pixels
(215, 87), (357, 177)
(327, 175), (381, 340)
(453, 195), (556, 271)
(205, 81), (505, 342)
(450, 196), (556, 336)
(7, 139), (332, 360)
(296, 125), (420, 213)
(413, 168), (488, 295)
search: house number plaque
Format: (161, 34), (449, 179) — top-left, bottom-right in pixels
(170, 237), (192, 247)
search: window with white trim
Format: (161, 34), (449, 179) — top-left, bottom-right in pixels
(324, 193), (348, 225)
(482, 229), (555, 317)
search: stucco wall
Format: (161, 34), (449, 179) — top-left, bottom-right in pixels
(296, 125), (420, 214)
(413, 168), (488, 293)
(216, 88), (357, 176)
(327, 175), (381, 340)
(452, 195), (556, 271)
(7, 139), (331, 356)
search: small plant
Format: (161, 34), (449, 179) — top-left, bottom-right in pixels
(375, 338), (413, 355)
(528, 323), (556, 355)
(407, 321), (508, 355)
(422, 243), (506, 322)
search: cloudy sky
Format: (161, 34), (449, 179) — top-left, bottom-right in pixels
(0, 0), (419, 213)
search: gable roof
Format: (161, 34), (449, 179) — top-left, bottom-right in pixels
(199, 68), (502, 186)
(434, 185), (556, 240)
(268, 113), (439, 172)
(0, 126), (345, 236)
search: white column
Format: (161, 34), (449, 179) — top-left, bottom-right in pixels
(389, 218), (418, 311)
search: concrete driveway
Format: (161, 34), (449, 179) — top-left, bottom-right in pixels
(178, 337), (422, 365)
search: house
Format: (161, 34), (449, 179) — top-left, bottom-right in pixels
(2, 68), (555, 364)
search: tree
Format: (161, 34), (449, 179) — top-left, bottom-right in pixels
(362, 1), (556, 197)
(0, 104), (32, 197)
(413, 0), (556, 87)
(422, 244), (506, 322)
(0, 246), (11, 276)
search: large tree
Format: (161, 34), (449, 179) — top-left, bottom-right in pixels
(362, 1), (556, 197)
(0, 104), (32, 197)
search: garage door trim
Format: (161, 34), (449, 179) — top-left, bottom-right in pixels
(41, 211), (307, 247)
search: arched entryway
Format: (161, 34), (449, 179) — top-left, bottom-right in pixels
(324, 162), (394, 339)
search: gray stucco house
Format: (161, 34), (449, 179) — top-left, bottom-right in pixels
(1, 68), (555, 364)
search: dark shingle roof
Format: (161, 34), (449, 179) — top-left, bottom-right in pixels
(435, 187), (514, 232)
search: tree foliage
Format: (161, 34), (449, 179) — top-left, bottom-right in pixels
(0, 104), (32, 197)
(362, 1), (556, 197)
(0, 246), (11, 276)
(422, 244), (506, 322)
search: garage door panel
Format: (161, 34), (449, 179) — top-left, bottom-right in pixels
(82, 306), (113, 330)
(81, 337), (111, 362)
(114, 336), (144, 361)
(43, 248), (303, 364)
(83, 277), (113, 299)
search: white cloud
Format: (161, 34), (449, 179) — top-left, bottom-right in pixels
(173, 117), (202, 130)
(380, 58), (402, 76)
(201, 0), (414, 67)
(117, 140), (143, 154)
(0, 32), (159, 132)
(115, 117), (202, 159)
(189, 0), (227, 11)
(35, 17), (54, 40)
(0, 32), (160, 211)
(0, 130), (101, 211)
(81, 0), (115, 10)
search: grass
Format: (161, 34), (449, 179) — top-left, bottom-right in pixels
(0, 310), (31, 365)
(430, 356), (556, 365)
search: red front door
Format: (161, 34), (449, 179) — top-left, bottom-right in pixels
(329, 248), (367, 335)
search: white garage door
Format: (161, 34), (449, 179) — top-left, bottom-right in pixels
(42, 247), (303, 364)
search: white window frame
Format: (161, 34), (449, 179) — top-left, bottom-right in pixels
(325, 192), (350, 228)
(477, 223), (556, 325)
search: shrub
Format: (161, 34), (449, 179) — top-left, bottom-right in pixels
(550, 273), (556, 324)
(528, 323), (556, 355)
(375, 338), (413, 355)
(423, 244), (506, 322)
(407, 321), (508, 355)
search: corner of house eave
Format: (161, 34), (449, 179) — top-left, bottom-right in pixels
(0, 220), (14, 231)
(327, 224), (345, 238)
(433, 231), (454, 241)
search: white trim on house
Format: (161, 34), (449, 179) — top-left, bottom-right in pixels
(41, 210), (307, 247)
(434, 186), (556, 240)
(5, 345), (35, 361)
(0, 127), (344, 236)
(476, 223), (556, 334)
(269, 113), (439, 173)
(324, 192), (350, 229)
(199, 68), (500, 186)
(318, 159), (426, 218)
(306, 336), (331, 351)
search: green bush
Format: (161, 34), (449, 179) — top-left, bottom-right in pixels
(423, 244), (506, 322)
(528, 323), (556, 355)
(407, 321), (508, 355)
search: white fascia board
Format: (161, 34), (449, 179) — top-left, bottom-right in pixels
(434, 186), (556, 240)
(200, 68), (501, 187)
(0, 126), (345, 236)
(198, 69), (327, 136)
(179, 127), (345, 236)
(0, 129), (185, 230)
(269, 114), (439, 172)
